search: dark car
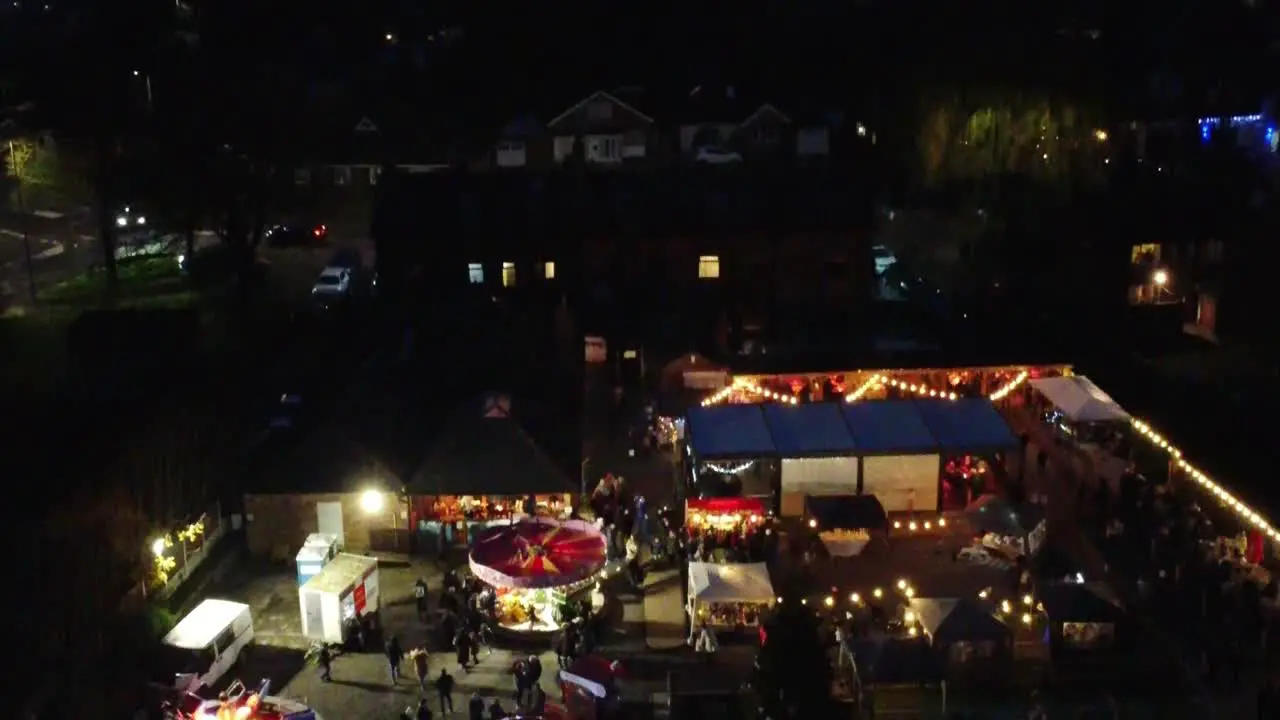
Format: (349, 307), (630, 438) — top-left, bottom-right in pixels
(264, 223), (328, 247)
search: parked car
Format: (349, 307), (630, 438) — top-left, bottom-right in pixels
(695, 147), (743, 164)
(311, 266), (352, 297)
(265, 222), (328, 247)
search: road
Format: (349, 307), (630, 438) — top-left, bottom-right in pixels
(0, 207), (100, 301)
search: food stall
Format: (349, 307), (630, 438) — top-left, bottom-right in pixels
(686, 497), (767, 531)
(805, 495), (887, 557)
(298, 553), (380, 644)
(470, 518), (607, 635)
(414, 494), (574, 548)
(559, 655), (625, 720)
(687, 561), (776, 630)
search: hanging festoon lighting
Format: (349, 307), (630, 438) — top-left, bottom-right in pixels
(1131, 419), (1280, 543)
(736, 379), (800, 405)
(845, 374), (885, 402)
(989, 370), (1029, 401)
(882, 377), (958, 401)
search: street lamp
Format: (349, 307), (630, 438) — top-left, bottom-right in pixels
(1094, 129), (1108, 142)
(360, 489), (385, 514)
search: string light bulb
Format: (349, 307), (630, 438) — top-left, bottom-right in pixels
(989, 370), (1029, 401)
(873, 588), (883, 598)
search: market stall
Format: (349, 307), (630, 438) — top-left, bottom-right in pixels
(965, 495), (1047, 559)
(805, 494), (887, 557)
(298, 553), (380, 644)
(1037, 582), (1125, 652)
(762, 403), (860, 516)
(685, 497), (769, 563)
(907, 597), (1012, 664)
(842, 401), (942, 512)
(687, 561), (776, 630)
(469, 518), (607, 634)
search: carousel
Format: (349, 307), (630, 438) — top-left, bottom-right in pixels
(470, 518), (608, 635)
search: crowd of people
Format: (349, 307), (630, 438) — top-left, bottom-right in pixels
(685, 521), (773, 564)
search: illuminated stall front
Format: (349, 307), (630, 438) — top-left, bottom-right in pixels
(762, 403), (860, 517)
(914, 398), (1019, 511)
(684, 404), (780, 511)
(842, 401), (942, 514)
(469, 518), (607, 635)
(408, 399), (577, 550)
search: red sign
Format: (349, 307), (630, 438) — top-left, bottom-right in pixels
(686, 497), (766, 516)
(353, 581), (367, 614)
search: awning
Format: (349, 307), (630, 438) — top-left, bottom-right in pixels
(686, 497), (767, 516)
(805, 495), (887, 531)
(1028, 376), (1129, 423)
(914, 398), (1018, 451)
(762, 402), (858, 456)
(909, 597), (1011, 645)
(687, 562), (776, 604)
(841, 400), (938, 454)
(686, 405), (776, 458)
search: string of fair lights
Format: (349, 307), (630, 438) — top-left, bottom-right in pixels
(778, 578), (1046, 635)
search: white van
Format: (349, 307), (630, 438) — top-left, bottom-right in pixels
(161, 599), (254, 693)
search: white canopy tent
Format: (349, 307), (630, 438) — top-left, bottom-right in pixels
(1028, 376), (1129, 423)
(687, 562), (776, 605)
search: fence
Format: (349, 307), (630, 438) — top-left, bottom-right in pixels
(121, 501), (232, 609)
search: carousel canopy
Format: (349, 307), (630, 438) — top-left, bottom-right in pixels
(687, 404), (776, 458)
(841, 400), (938, 454)
(687, 562), (775, 604)
(1038, 582), (1125, 624)
(914, 398), (1018, 451)
(469, 518), (607, 589)
(762, 402), (859, 456)
(965, 495), (1044, 537)
(409, 400), (577, 497)
(805, 494), (887, 531)
(909, 598), (1011, 645)
(1028, 376), (1129, 423)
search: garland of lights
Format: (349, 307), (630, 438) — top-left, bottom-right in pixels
(705, 460), (754, 475)
(988, 370), (1029, 401)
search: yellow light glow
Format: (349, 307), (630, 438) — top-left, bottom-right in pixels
(893, 520), (902, 529)
(151, 538), (167, 557)
(1152, 269), (1168, 286)
(924, 521), (932, 530)
(938, 517), (946, 527)
(908, 521), (918, 531)
(801, 598), (808, 605)
(1021, 613), (1033, 625)
(1000, 600), (1012, 614)
(978, 589), (989, 599)
(989, 370), (1029, 401)
(1094, 129), (1108, 142)
(904, 587), (915, 598)
(776, 596), (783, 604)
(908, 626), (918, 637)
(808, 519), (818, 529)
(1022, 594), (1033, 605)
(896, 579), (907, 590)
(904, 610), (915, 623)
(824, 596), (835, 607)
(873, 588), (883, 598)
(360, 489), (385, 513)
(850, 593), (861, 604)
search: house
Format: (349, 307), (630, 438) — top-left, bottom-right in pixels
(479, 89), (660, 170)
(292, 108), (450, 192)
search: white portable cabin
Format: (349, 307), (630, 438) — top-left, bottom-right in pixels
(298, 553), (380, 644)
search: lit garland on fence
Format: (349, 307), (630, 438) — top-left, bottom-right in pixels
(1131, 419), (1280, 542)
(779, 582), (1044, 634)
(890, 517), (947, 532)
(988, 370), (1029, 401)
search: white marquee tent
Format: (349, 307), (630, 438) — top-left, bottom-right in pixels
(1028, 376), (1129, 423)
(687, 562), (776, 605)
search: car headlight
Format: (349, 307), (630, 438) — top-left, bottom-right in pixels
(136, 216), (146, 225)
(115, 216), (128, 227)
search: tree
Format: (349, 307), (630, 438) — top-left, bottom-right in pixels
(755, 602), (835, 718)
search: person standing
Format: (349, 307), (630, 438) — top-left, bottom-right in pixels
(455, 628), (473, 672)
(468, 692), (485, 720)
(512, 658), (529, 705)
(434, 668), (455, 716)
(415, 698), (433, 720)
(386, 636), (404, 684)
(556, 630), (572, 669)
(317, 645), (332, 682)
(414, 578), (430, 620)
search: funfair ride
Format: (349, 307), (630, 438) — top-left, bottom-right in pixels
(469, 518), (608, 634)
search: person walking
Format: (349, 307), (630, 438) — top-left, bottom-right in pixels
(512, 658), (529, 705)
(317, 645), (332, 682)
(434, 668), (455, 716)
(455, 628), (473, 672)
(414, 578), (430, 620)
(468, 692), (485, 720)
(386, 636), (404, 684)
(556, 630), (572, 669)
(411, 648), (430, 692)
(694, 622), (718, 663)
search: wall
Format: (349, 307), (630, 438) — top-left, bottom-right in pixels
(244, 493), (399, 560)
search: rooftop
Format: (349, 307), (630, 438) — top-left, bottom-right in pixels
(163, 599), (250, 650)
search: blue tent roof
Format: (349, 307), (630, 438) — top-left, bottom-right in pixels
(841, 401), (938, 454)
(686, 405), (776, 458)
(914, 398), (1018, 451)
(762, 402), (858, 455)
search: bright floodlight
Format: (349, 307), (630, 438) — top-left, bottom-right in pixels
(136, 216), (146, 225)
(360, 489), (385, 513)
(1094, 130), (1108, 142)
(151, 538), (166, 557)
(116, 216), (128, 227)
(1153, 269), (1169, 286)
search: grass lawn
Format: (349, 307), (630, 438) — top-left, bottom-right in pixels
(39, 257), (197, 311)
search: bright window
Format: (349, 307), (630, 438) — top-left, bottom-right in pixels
(698, 255), (720, 279)
(502, 262), (516, 287)
(468, 263), (483, 284)
(543, 261), (556, 280)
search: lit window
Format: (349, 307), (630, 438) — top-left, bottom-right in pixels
(502, 261), (516, 287)
(543, 261), (556, 280)
(467, 263), (483, 284)
(698, 255), (720, 279)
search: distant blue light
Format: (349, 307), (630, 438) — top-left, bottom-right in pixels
(1200, 123), (1211, 143)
